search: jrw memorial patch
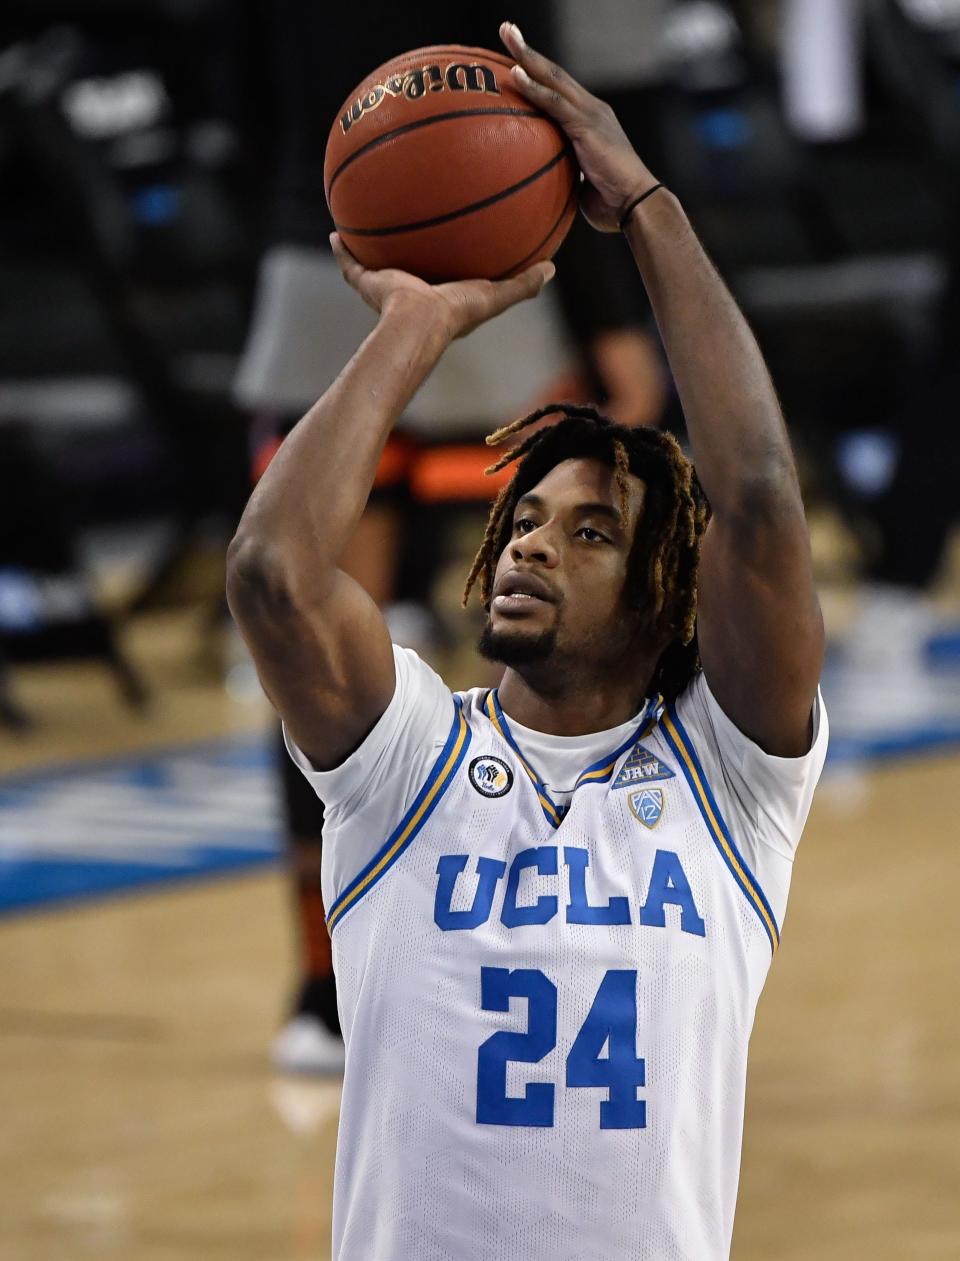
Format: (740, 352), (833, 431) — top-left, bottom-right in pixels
(613, 742), (675, 790)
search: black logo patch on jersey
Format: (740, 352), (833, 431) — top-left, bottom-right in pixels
(469, 755), (513, 799)
(612, 742), (675, 790)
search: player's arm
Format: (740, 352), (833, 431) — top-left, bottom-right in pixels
(501, 21), (823, 757)
(226, 239), (554, 770)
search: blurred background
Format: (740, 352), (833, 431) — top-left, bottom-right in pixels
(1, 1), (959, 1258)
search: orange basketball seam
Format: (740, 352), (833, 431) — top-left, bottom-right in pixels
(326, 107), (542, 200)
(334, 146), (570, 237)
(491, 177), (578, 279)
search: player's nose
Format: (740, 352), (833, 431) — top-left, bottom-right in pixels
(509, 524), (560, 567)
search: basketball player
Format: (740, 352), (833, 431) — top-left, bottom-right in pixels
(227, 22), (828, 1261)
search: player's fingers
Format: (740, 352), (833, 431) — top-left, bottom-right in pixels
(330, 232), (366, 291)
(499, 22), (585, 115)
(508, 64), (576, 124)
(484, 260), (556, 317)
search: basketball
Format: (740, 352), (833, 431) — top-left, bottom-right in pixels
(324, 45), (578, 282)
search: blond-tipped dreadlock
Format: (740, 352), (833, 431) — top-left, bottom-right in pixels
(463, 402), (710, 703)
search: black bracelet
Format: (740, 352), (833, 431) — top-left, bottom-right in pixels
(619, 184), (664, 231)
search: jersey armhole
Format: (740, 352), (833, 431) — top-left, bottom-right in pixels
(660, 700), (782, 954)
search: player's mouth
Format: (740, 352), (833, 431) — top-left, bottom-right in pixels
(491, 571), (557, 616)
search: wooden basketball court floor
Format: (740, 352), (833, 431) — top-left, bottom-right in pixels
(2, 609), (959, 1260)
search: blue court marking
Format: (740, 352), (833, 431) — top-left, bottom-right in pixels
(828, 724), (960, 765)
(0, 731), (281, 916)
(1, 704), (959, 917)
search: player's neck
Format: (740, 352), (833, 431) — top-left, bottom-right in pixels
(497, 668), (653, 737)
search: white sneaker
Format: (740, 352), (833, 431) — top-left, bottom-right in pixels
(269, 1078), (343, 1135)
(271, 1015), (345, 1076)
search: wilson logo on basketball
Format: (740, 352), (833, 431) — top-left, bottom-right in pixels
(340, 63), (501, 134)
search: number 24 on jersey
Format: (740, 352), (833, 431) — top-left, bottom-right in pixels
(477, 967), (647, 1129)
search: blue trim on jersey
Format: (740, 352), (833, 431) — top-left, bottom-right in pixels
(572, 701), (661, 790)
(484, 691), (660, 829)
(326, 698), (471, 932)
(485, 690), (562, 827)
(660, 701), (780, 953)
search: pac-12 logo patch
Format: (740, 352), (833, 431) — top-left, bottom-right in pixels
(629, 787), (664, 829)
(469, 755), (513, 799)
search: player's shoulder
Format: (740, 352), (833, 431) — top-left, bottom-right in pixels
(664, 670), (725, 767)
(285, 644), (456, 811)
(455, 681), (498, 723)
(379, 642), (461, 753)
(391, 641), (448, 697)
(665, 667), (828, 870)
(669, 668), (828, 776)
(392, 647), (491, 744)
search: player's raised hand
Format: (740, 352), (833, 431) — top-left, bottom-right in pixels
(330, 233), (554, 340)
(500, 21), (659, 233)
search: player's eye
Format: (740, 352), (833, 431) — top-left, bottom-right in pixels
(577, 526), (610, 543)
(514, 517), (538, 534)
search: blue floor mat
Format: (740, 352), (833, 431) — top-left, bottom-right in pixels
(0, 732), (281, 914)
(2, 679), (958, 916)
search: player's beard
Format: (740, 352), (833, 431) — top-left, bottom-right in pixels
(477, 617), (559, 667)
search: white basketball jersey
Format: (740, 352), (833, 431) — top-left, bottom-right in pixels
(317, 678), (800, 1261)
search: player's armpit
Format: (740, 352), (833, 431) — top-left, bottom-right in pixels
(695, 500), (824, 759)
(227, 550), (396, 771)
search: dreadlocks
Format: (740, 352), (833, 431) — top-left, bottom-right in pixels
(463, 402), (710, 704)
